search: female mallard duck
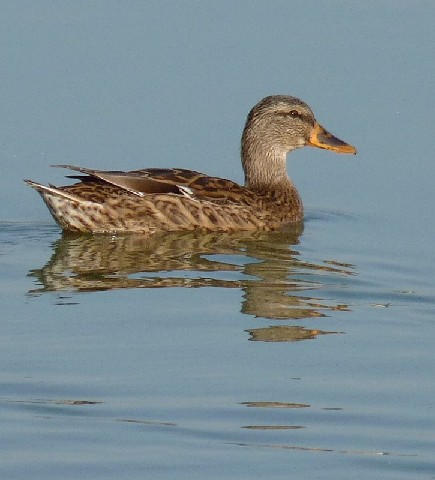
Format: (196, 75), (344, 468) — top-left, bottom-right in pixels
(25, 95), (356, 234)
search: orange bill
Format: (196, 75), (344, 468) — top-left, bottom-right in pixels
(308, 122), (356, 154)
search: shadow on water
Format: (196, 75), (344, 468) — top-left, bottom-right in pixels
(28, 223), (356, 341)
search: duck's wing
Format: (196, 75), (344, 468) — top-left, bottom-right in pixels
(54, 165), (254, 204)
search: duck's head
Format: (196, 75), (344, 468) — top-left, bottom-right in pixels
(242, 95), (356, 157)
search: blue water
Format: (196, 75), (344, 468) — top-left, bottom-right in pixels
(2, 208), (434, 479)
(1, 2), (435, 479)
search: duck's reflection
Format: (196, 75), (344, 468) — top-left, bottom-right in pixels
(246, 325), (343, 342)
(28, 224), (355, 336)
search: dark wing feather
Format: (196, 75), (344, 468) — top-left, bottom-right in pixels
(130, 168), (255, 204)
(53, 165), (253, 204)
(54, 165), (183, 196)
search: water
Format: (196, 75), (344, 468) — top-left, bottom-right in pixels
(2, 210), (434, 479)
(1, 2), (435, 479)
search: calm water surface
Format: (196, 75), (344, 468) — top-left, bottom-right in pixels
(1, 2), (435, 479)
(1, 208), (434, 479)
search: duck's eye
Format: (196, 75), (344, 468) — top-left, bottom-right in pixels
(289, 110), (300, 117)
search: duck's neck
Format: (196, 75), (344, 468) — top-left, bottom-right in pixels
(241, 141), (295, 194)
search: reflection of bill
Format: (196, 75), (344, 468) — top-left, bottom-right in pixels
(28, 228), (355, 324)
(246, 325), (343, 343)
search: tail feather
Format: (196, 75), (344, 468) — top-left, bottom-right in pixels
(23, 179), (82, 203)
(23, 179), (102, 232)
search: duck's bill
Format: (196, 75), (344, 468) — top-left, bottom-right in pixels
(308, 122), (356, 154)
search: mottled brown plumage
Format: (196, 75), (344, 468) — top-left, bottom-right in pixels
(24, 95), (356, 234)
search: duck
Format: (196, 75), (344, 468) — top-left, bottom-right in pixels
(24, 95), (356, 234)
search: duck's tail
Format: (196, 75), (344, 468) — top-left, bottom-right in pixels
(24, 180), (83, 202)
(24, 179), (101, 232)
